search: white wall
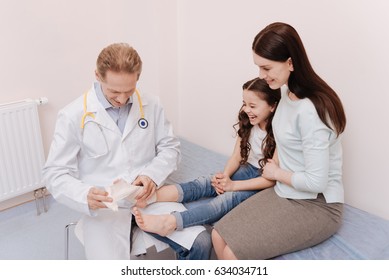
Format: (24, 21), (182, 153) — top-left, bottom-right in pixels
(1, 0), (388, 220)
(0, 0), (178, 209)
(0, 0), (178, 153)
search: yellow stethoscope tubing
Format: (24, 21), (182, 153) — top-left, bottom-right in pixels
(80, 92), (95, 129)
(134, 89), (145, 121)
(80, 89), (145, 129)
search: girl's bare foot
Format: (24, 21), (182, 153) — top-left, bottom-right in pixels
(133, 207), (177, 236)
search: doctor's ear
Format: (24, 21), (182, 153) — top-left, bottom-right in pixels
(95, 70), (102, 82)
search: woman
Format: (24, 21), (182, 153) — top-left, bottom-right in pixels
(212, 22), (347, 260)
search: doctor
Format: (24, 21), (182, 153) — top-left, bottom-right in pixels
(42, 43), (211, 259)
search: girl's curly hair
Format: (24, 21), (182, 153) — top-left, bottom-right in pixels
(233, 78), (281, 169)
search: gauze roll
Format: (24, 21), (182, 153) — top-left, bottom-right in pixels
(104, 179), (156, 211)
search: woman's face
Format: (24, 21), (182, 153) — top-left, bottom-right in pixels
(253, 52), (293, 90)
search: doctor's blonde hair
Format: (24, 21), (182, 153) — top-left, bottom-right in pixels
(96, 43), (142, 80)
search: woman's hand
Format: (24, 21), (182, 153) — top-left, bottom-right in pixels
(262, 159), (280, 181)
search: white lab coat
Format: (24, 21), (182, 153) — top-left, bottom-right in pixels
(42, 84), (205, 259)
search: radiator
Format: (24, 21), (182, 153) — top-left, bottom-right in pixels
(0, 98), (48, 202)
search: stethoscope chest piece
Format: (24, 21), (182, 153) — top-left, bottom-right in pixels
(138, 118), (148, 129)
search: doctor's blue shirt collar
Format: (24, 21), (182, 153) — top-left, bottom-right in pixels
(94, 82), (132, 134)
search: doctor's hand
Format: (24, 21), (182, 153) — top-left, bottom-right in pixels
(87, 187), (113, 210)
(133, 175), (157, 201)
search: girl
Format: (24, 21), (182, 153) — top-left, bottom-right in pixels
(212, 22), (347, 260)
(133, 77), (280, 236)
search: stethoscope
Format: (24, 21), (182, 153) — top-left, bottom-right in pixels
(80, 89), (148, 129)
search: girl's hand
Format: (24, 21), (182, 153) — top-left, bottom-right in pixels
(218, 175), (234, 192)
(211, 172), (225, 194)
(262, 159), (280, 181)
(212, 173), (235, 193)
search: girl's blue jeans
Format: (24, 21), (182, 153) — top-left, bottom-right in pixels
(172, 163), (260, 230)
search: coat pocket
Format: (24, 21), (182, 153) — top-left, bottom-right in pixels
(82, 121), (109, 158)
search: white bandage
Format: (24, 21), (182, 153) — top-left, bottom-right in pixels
(104, 179), (157, 211)
(104, 179), (141, 211)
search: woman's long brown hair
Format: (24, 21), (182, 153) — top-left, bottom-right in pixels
(252, 22), (346, 135)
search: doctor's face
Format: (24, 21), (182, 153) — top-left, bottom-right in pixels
(97, 70), (138, 108)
